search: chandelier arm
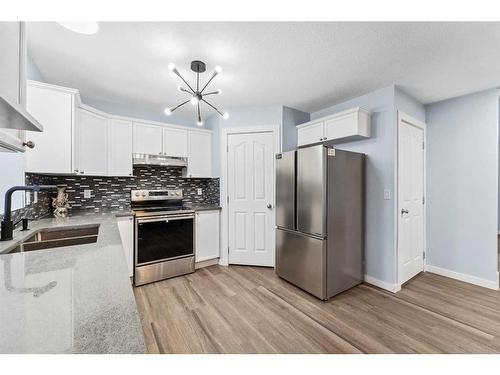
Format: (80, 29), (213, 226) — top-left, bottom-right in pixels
(197, 102), (202, 123)
(197, 72), (199, 92)
(173, 69), (195, 93)
(203, 91), (220, 96)
(170, 99), (190, 113)
(200, 72), (218, 94)
(202, 99), (224, 117)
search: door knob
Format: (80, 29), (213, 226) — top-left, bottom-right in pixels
(267, 204), (272, 209)
(401, 208), (409, 215)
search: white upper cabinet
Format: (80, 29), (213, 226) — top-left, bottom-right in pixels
(108, 119), (133, 176)
(162, 127), (188, 157)
(26, 82), (77, 174)
(76, 108), (108, 176)
(185, 130), (212, 178)
(297, 107), (370, 147)
(297, 120), (325, 146)
(133, 122), (162, 155)
(323, 107), (370, 142)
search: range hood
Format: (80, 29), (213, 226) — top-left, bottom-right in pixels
(133, 153), (187, 167)
(0, 93), (43, 132)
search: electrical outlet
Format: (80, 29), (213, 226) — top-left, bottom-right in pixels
(33, 191), (38, 204)
(25, 191), (31, 205)
(197, 188), (202, 196)
(84, 189), (92, 199)
(383, 189), (391, 200)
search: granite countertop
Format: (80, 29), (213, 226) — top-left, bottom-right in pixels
(0, 210), (146, 354)
(185, 205), (221, 211)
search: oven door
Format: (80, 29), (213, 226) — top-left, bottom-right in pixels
(135, 214), (194, 266)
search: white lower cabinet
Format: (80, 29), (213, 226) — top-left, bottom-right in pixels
(195, 210), (220, 263)
(116, 215), (134, 277)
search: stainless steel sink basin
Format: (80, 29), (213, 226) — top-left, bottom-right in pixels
(7, 224), (99, 254)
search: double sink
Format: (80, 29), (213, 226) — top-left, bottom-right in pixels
(5, 224), (100, 254)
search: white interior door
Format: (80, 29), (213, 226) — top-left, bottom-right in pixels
(398, 113), (425, 285)
(227, 131), (275, 266)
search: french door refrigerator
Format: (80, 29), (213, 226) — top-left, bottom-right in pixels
(275, 144), (365, 300)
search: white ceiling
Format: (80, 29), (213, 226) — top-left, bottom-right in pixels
(27, 22), (500, 120)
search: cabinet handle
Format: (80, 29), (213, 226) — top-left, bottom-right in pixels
(80, 171), (85, 174)
(23, 141), (35, 149)
(74, 169), (79, 173)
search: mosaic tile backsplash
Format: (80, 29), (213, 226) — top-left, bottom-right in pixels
(3, 166), (219, 223)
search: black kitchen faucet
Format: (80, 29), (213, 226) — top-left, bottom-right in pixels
(0, 185), (57, 241)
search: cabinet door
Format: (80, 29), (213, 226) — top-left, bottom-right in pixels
(76, 109), (108, 176)
(117, 215), (134, 277)
(297, 121), (324, 146)
(195, 210), (220, 262)
(186, 131), (212, 178)
(162, 127), (187, 157)
(133, 122), (162, 155)
(26, 84), (75, 173)
(108, 119), (133, 176)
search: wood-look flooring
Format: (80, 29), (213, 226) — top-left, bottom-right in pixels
(133, 265), (500, 354)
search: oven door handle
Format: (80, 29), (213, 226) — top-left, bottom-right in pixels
(137, 215), (194, 224)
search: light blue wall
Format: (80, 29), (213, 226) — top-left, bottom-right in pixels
(81, 97), (196, 128)
(311, 86), (398, 285)
(426, 89), (498, 283)
(26, 53), (44, 82)
(282, 106), (310, 152)
(207, 105), (284, 177)
(395, 86), (426, 122)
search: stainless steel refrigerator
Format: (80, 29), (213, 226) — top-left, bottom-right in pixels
(275, 144), (365, 300)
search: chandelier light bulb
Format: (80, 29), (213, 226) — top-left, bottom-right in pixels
(168, 63), (176, 71)
(215, 66), (222, 74)
(223, 112), (230, 120)
(164, 107), (172, 116)
(197, 120), (203, 127)
(190, 96), (199, 106)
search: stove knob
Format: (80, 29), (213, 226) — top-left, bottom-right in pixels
(141, 192), (147, 197)
(135, 192), (140, 197)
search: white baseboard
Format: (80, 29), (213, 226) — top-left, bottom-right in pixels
(425, 264), (499, 290)
(364, 274), (400, 293)
(195, 257), (219, 269)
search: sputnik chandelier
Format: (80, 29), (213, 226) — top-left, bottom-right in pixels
(164, 60), (228, 126)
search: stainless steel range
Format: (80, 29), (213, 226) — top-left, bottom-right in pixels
(131, 189), (195, 286)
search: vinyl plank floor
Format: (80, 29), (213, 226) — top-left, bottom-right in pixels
(133, 265), (500, 354)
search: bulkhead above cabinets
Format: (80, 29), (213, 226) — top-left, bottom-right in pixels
(24, 80), (213, 178)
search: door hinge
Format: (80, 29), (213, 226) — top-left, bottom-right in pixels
(227, 145), (229, 152)
(423, 251), (426, 260)
(227, 196), (229, 204)
(422, 141), (425, 150)
(422, 196), (425, 204)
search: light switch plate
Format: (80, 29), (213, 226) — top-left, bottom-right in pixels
(84, 189), (92, 199)
(33, 191), (38, 204)
(197, 188), (202, 196)
(25, 191), (31, 205)
(383, 189), (391, 200)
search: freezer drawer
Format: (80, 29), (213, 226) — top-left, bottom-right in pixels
(275, 151), (295, 230)
(276, 228), (326, 300)
(297, 145), (326, 237)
